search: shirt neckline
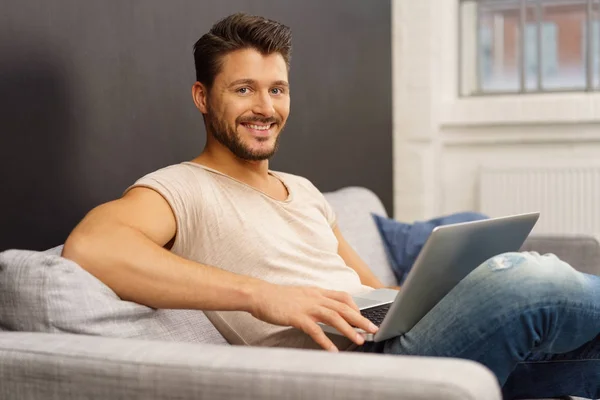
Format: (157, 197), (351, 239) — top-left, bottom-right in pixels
(182, 161), (293, 204)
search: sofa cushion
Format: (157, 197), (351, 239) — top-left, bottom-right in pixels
(0, 246), (228, 345)
(373, 212), (489, 284)
(324, 187), (396, 287)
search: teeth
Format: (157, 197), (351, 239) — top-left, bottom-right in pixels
(246, 124), (270, 131)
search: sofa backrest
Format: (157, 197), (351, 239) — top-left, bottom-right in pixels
(324, 187), (396, 287)
(0, 246), (228, 345)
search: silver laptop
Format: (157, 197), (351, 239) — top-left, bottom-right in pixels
(319, 212), (540, 342)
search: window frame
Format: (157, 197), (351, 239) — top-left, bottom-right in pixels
(459, 0), (600, 97)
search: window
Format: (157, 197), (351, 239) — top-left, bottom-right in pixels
(583, 20), (600, 86)
(460, 0), (600, 96)
(525, 22), (559, 88)
(596, 20), (600, 86)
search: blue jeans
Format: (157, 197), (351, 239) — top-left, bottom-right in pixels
(355, 252), (600, 399)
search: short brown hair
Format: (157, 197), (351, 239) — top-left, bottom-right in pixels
(193, 13), (292, 90)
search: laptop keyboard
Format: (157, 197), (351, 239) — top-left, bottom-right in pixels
(360, 303), (391, 327)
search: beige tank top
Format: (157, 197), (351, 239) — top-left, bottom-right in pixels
(126, 161), (373, 350)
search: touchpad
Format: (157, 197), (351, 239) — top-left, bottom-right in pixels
(352, 288), (398, 309)
(352, 297), (381, 309)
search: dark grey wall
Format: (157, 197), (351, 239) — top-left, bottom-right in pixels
(0, 0), (392, 251)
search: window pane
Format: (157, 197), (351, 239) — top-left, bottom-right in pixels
(582, 18), (600, 88)
(593, 1), (600, 88)
(542, 2), (587, 90)
(525, 21), (559, 90)
(477, 1), (521, 93)
(523, 3), (543, 91)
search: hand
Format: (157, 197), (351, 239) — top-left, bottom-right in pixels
(249, 283), (379, 352)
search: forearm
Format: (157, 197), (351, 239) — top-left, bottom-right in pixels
(62, 223), (265, 312)
(358, 269), (386, 289)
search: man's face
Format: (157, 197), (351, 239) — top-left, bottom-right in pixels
(201, 48), (290, 161)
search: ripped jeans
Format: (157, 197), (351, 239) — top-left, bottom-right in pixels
(355, 252), (600, 399)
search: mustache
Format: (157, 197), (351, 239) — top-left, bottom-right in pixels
(237, 116), (280, 125)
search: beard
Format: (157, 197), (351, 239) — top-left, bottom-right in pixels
(205, 103), (285, 161)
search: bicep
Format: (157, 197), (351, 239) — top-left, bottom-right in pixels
(72, 186), (177, 247)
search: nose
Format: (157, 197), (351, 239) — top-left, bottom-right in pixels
(252, 91), (275, 117)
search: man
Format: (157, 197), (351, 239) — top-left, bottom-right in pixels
(62, 13), (600, 399)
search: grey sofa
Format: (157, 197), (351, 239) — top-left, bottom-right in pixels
(1, 186), (599, 400)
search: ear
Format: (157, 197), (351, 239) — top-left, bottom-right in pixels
(192, 82), (209, 114)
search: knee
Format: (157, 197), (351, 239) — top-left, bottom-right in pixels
(472, 252), (585, 305)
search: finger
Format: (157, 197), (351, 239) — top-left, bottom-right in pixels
(322, 290), (360, 313)
(323, 299), (379, 334)
(317, 308), (366, 346)
(302, 320), (339, 352)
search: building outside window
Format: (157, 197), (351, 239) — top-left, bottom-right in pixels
(460, 0), (600, 95)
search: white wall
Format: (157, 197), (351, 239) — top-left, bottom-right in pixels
(392, 0), (600, 223)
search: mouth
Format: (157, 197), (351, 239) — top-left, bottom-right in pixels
(240, 122), (275, 137)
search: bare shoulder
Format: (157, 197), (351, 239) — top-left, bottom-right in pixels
(71, 185), (177, 248)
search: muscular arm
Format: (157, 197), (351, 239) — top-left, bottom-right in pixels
(333, 225), (400, 290)
(61, 187), (262, 311)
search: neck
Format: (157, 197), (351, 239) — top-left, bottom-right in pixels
(192, 138), (270, 183)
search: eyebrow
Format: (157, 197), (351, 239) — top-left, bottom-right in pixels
(228, 79), (289, 88)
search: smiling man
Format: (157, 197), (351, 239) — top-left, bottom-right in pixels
(196, 50), (289, 162)
(62, 13), (600, 399)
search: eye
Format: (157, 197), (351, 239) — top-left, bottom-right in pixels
(236, 87), (251, 94)
(270, 87), (285, 95)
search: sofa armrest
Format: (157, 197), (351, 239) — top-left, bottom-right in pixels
(521, 234), (600, 276)
(0, 332), (501, 400)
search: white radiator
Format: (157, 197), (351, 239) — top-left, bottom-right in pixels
(478, 164), (600, 235)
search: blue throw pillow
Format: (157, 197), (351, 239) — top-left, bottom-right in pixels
(372, 212), (489, 285)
